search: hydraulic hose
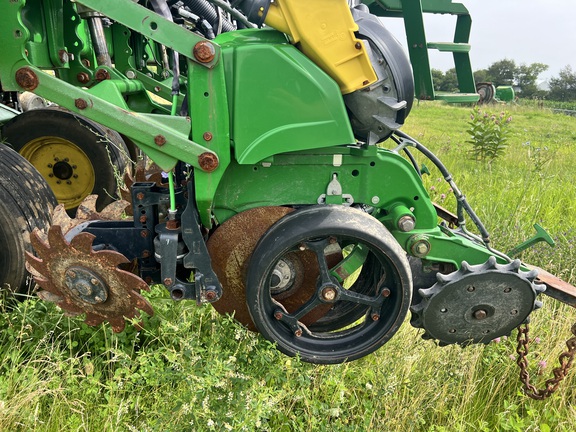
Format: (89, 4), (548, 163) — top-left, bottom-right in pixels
(180, 0), (235, 33)
(149, 0), (181, 96)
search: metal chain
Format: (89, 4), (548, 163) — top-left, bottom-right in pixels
(515, 322), (576, 400)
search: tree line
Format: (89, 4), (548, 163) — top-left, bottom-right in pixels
(432, 59), (576, 101)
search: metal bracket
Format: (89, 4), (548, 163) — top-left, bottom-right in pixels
(317, 173), (354, 205)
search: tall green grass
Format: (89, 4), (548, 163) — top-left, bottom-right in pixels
(2, 102), (576, 431)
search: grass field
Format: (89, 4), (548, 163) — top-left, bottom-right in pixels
(1, 102), (576, 431)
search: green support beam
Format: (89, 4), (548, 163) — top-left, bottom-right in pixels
(365, 0), (479, 102)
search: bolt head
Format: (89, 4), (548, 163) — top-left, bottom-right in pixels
(398, 215), (416, 232)
(321, 287), (337, 301)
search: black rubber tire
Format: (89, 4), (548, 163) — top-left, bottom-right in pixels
(1, 108), (130, 214)
(246, 205), (413, 364)
(0, 145), (57, 295)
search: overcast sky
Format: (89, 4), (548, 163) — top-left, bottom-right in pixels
(379, 0), (576, 81)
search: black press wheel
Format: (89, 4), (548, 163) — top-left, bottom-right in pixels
(0, 145), (57, 296)
(246, 205), (413, 364)
(1, 108), (130, 214)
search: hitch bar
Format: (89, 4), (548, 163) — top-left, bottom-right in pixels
(527, 265), (576, 308)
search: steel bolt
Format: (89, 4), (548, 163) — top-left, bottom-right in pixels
(355, 42), (362, 49)
(126, 70), (137, 79)
(371, 313), (380, 321)
(294, 329), (303, 337)
(467, 286), (475, 292)
(473, 309), (488, 320)
(193, 41), (216, 63)
(140, 229), (149, 238)
(136, 192), (145, 200)
(413, 242), (429, 256)
(449, 329), (456, 334)
(75, 98), (88, 110)
(274, 311), (283, 320)
(198, 152), (219, 172)
(154, 135), (166, 146)
(66, 180), (72, 185)
(77, 72), (90, 84)
(371, 196), (380, 205)
(95, 69), (110, 81)
(381, 288), (391, 298)
(15, 67), (39, 91)
(321, 287), (337, 301)
(58, 49), (70, 64)
(203, 132), (213, 141)
(398, 215), (416, 232)
(163, 277), (173, 286)
(205, 290), (217, 301)
(139, 215), (147, 223)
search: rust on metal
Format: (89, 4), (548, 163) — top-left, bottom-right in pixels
(120, 160), (165, 215)
(163, 277), (173, 286)
(75, 98), (88, 110)
(203, 131), (213, 141)
(193, 41), (216, 63)
(206, 207), (337, 331)
(166, 219), (180, 230)
(77, 72), (90, 84)
(15, 67), (39, 91)
(58, 49), (70, 64)
(154, 134), (166, 146)
(433, 202), (459, 228)
(527, 265), (576, 308)
(95, 68), (110, 81)
(198, 152), (219, 172)
(516, 322), (576, 400)
(26, 225), (153, 333)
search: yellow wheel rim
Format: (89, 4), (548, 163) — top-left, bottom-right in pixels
(20, 137), (96, 210)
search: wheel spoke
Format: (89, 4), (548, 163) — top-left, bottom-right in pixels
(304, 238), (337, 287)
(290, 295), (324, 321)
(337, 288), (385, 308)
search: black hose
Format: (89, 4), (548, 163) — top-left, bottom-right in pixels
(149, 0), (181, 95)
(180, 0), (235, 33)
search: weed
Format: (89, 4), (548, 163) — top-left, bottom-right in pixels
(466, 106), (513, 164)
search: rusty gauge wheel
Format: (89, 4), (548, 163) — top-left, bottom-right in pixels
(207, 206), (339, 331)
(246, 205), (413, 364)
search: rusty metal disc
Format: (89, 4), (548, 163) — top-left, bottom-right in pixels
(26, 225), (153, 332)
(207, 207), (341, 331)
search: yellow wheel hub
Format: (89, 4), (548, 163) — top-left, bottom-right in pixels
(20, 137), (95, 210)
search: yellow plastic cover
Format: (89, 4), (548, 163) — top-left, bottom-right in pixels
(264, 0), (377, 94)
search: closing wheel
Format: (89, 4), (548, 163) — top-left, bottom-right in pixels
(0, 145), (57, 295)
(246, 205), (413, 364)
(1, 108), (130, 214)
